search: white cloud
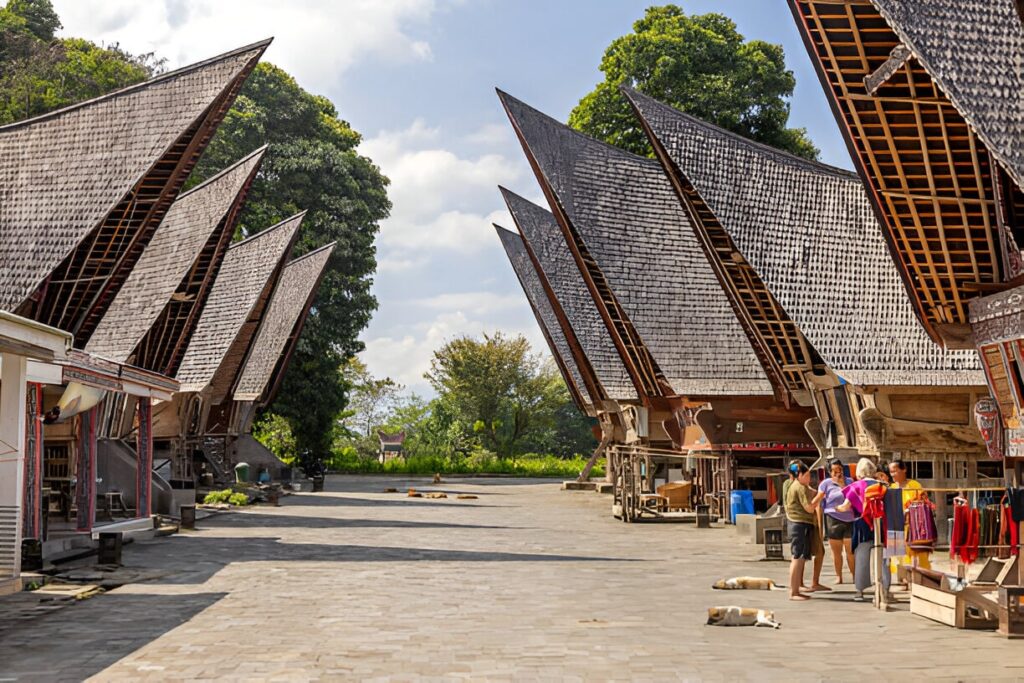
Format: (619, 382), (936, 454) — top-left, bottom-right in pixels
(359, 120), (523, 257)
(52, 0), (440, 93)
(360, 308), (547, 394)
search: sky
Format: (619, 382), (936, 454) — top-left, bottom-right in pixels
(53, 0), (851, 397)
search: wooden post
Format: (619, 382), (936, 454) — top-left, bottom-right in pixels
(135, 397), (153, 518)
(873, 517), (887, 610)
(75, 407), (98, 532)
(22, 383), (42, 540)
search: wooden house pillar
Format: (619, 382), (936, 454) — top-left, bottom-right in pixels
(75, 406), (98, 532)
(21, 383), (42, 539)
(0, 353), (28, 585)
(136, 397), (153, 518)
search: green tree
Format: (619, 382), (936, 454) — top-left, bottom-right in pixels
(0, 0), (161, 124)
(569, 5), (818, 159)
(189, 63), (390, 470)
(425, 333), (592, 459)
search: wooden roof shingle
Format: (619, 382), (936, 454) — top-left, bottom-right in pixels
(175, 213), (303, 394)
(494, 224), (590, 410)
(499, 91), (772, 397)
(0, 40), (269, 330)
(872, 0), (1024, 190)
(234, 242), (335, 402)
(500, 188), (637, 403)
(625, 88), (984, 386)
(85, 146), (267, 363)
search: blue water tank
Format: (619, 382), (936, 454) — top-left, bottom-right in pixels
(730, 490), (755, 523)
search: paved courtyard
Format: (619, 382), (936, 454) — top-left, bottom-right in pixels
(0, 475), (1021, 681)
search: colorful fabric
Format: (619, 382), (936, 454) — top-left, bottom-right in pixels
(906, 500), (938, 551)
(950, 503), (980, 564)
(841, 478), (877, 516)
(883, 487), (905, 560)
(819, 477), (856, 522)
(1000, 503), (1020, 557)
(1009, 488), (1024, 524)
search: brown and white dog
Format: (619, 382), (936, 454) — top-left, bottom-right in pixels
(706, 606), (781, 629)
(712, 576), (785, 591)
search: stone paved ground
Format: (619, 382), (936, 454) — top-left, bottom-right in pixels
(0, 475), (1021, 682)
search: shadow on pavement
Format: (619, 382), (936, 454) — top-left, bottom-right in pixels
(0, 592), (226, 681)
(140, 535), (637, 585)
(279, 494), (505, 509)
(204, 513), (519, 531)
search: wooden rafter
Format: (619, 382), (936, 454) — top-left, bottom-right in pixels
(791, 0), (1006, 346)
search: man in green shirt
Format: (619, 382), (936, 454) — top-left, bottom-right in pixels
(786, 462), (822, 600)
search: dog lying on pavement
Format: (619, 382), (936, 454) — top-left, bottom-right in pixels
(706, 606), (781, 629)
(712, 576), (784, 591)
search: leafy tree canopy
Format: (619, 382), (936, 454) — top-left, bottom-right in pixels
(191, 62), (391, 468)
(0, 0), (161, 124)
(569, 5), (818, 159)
(425, 332), (593, 459)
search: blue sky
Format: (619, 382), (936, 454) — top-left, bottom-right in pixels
(55, 0), (850, 396)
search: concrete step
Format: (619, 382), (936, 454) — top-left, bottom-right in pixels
(561, 481), (597, 491)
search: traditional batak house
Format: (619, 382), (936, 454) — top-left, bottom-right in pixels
(788, 1), (1023, 482)
(83, 147), (267, 514)
(625, 88), (989, 536)
(229, 242), (336, 479)
(0, 42), (268, 552)
(497, 190), (640, 483)
(160, 213), (303, 491)
(498, 91), (817, 517)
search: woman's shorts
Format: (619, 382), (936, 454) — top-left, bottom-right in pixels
(825, 515), (853, 540)
(788, 521), (815, 560)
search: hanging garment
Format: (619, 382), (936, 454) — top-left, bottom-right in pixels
(950, 503), (980, 564)
(1009, 488), (1024, 524)
(1000, 503), (1021, 557)
(906, 499), (938, 552)
(884, 487), (905, 560)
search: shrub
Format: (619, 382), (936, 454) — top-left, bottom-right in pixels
(203, 489), (251, 506)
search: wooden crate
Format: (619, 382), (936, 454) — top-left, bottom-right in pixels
(910, 583), (999, 630)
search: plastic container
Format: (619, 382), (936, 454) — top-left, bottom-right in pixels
(234, 462), (250, 484)
(730, 489), (755, 523)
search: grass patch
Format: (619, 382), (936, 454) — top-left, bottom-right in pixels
(327, 451), (602, 479)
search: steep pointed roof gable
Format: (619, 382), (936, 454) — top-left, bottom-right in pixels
(626, 88), (983, 386)
(494, 225), (590, 408)
(86, 146), (267, 363)
(176, 213), (303, 393)
(0, 40), (270, 330)
(499, 91), (771, 396)
(501, 189), (636, 403)
(234, 242), (335, 402)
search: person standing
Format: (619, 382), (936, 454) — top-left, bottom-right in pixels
(889, 459), (932, 573)
(838, 457), (891, 602)
(819, 459), (855, 584)
(785, 462), (823, 600)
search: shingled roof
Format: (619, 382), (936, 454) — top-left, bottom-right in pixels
(499, 91), (772, 397)
(0, 39), (270, 338)
(625, 88), (984, 386)
(234, 242), (335, 402)
(86, 146), (267, 364)
(500, 189), (637, 403)
(872, 0), (1024, 190)
(494, 225), (590, 409)
(175, 213), (303, 394)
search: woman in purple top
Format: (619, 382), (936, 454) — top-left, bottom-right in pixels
(818, 458), (855, 584)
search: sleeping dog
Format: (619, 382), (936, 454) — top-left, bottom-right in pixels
(712, 576), (784, 591)
(706, 606), (781, 629)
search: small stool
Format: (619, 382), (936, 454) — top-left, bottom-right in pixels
(640, 493), (668, 512)
(98, 492), (130, 520)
